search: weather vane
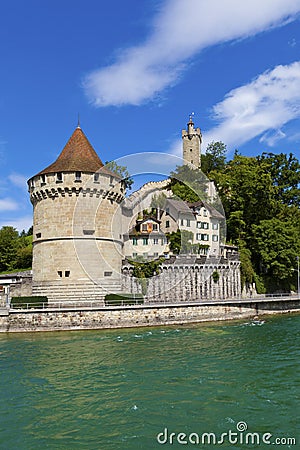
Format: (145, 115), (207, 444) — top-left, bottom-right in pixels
(189, 112), (195, 122)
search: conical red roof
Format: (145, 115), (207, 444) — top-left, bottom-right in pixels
(36, 127), (115, 176)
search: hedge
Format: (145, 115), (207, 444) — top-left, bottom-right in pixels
(11, 296), (48, 309)
(104, 293), (144, 306)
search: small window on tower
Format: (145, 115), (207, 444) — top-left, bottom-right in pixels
(56, 172), (63, 182)
(75, 171), (81, 182)
(36, 233), (41, 239)
(94, 173), (99, 182)
(65, 270), (70, 277)
(58, 271), (62, 277)
(41, 174), (46, 185)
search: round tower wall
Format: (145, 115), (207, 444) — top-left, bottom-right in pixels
(29, 171), (124, 286)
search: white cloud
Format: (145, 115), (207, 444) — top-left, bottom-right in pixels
(83, 0), (300, 106)
(0, 215), (32, 232)
(0, 198), (19, 211)
(203, 61), (300, 149)
(8, 173), (28, 190)
(259, 129), (286, 146)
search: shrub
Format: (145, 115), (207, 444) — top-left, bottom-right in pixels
(11, 296), (48, 309)
(104, 293), (144, 306)
(212, 271), (220, 283)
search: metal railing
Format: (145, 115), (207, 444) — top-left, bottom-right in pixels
(7, 293), (300, 311)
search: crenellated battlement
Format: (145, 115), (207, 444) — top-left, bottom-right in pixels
(30, 185), (124, 204)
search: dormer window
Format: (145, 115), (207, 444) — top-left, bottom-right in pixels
(75, 171), (81, 182)
(56, 172), (63, 183)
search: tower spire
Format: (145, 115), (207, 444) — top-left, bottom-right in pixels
(77, 113), (81, 129)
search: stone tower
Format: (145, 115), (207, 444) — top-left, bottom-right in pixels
(27, 125), (124, 303)
(182, 115), (202, 167)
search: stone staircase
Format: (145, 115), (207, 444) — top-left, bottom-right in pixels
(32, 279), (122, 305)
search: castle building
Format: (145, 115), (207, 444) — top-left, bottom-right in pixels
(182, 115), (202, 167)
(27, 125), (124, 303)
(23, 117), (240, 305)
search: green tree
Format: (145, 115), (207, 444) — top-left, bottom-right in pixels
(201, 141), (227, 175)
(150, 192), (167, 210)
(0, 226), (19, 271)
(212, 154), (281, 242)
(129, 257), (165, 295)
(15, 245), (33, 269)
(257, 152), (300, 207)
(251, 218), (300, 284)
(105, 160), (134, 190)
(239, 243), (255, 287)
(209, 149), (300, 292)
(167, 230), (193, 254)
(169, 164), (209, 202)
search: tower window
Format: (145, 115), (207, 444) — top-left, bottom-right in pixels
(94, 173), (99, 182)
(109, 176), (114, 186)
(56, 172), (63, 182)
(41, 174), (46, 185)
(65, 270), (70, 277)
(58, 271), (62, 277)
(36, 233), (41, 239)
(75, 171), (81, 181)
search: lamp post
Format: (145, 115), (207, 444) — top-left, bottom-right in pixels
(297, 256), (300, 298)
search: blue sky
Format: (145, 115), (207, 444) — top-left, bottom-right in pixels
(1, 0), (300, 231)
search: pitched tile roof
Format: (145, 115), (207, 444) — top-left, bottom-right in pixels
(188, 200), (225, 219)
(36, 126), (118, 177)
(166, 198), (194, 215)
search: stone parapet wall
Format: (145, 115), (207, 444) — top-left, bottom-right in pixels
(122, 261), (241, 301)
(1, 299), (299, 332)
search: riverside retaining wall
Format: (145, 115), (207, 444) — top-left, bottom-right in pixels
(0, 299), (299, 332)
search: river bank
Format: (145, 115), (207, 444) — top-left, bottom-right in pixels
(1, 297), (299, 332)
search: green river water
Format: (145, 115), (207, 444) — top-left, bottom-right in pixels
(0, 314), (299, 449)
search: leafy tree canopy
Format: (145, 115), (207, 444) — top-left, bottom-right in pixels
(0, 226), (33, 272)
(105, 160), (134, 190)
(201, 141), (227, 175)
(211, 151), (300, 292)
(169, 164), (209, 202)
(166, 230), (193, 255)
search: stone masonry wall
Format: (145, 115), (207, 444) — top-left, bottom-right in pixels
(122, 261), (241, 301)
(1, 300), (299, 332)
